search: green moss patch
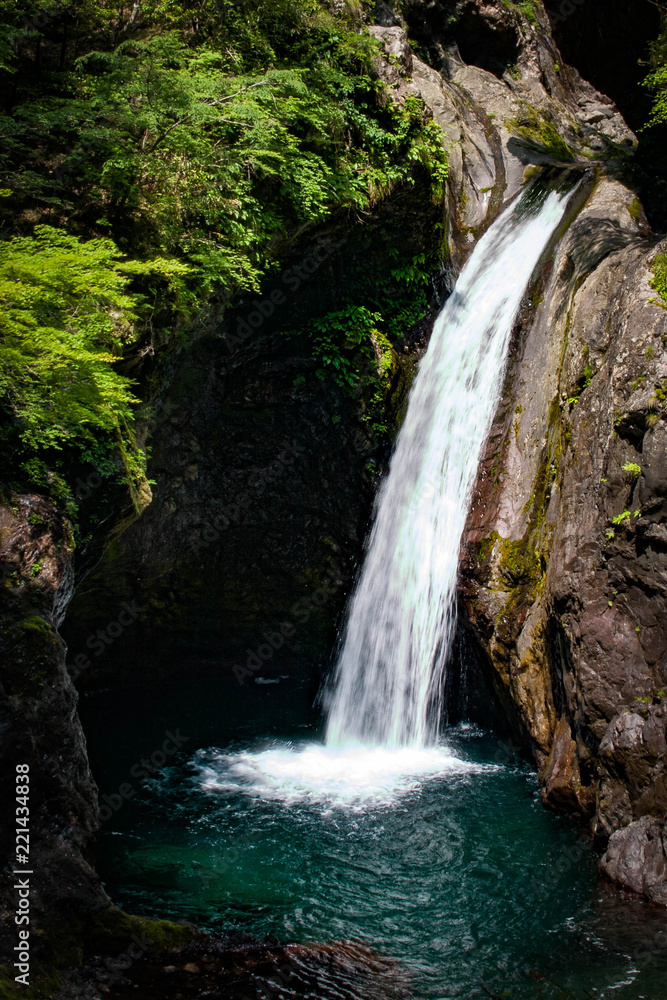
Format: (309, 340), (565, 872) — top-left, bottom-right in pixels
(507, 105), (574, 163)
(649, 253), (667, 306)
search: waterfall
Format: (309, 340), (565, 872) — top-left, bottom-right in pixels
(324, 181), (574, 750)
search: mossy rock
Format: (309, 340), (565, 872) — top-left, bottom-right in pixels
(507, 105), (575, 164)
(84, 908), (196, 955)
(0, 615), (62, 696)
(497, 536), (542, 588)
(0, 910), (197, 1000)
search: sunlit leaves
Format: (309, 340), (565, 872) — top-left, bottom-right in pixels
(645, 15), (667, 128)
(0, 225), (189, 450)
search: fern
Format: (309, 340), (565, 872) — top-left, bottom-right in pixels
(0, 226), (188, 475)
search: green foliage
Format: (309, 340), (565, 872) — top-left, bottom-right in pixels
(501, 0), (538, 26)
(628, 197), (642, 221)
(645, 16), (667, 127)
(309, 305), (384, 387)
(650, 253), (667, 305)
(0, 226), (137, 451)
(519, 1), (538, 25)
(0, 225), (187, 488)
(612, 510), (631, 526)
(0, 8), (446, 300)
(294, 302), (397, 439)
(285, 240), (436, 428)
(651, 378), (667, 408)
(622, 462), (641, 481)
(507, 105), (574, 163)
(0, 0), (448, 507)
(566, 353), (594, 407)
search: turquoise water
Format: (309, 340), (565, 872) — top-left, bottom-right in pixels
(81, 673), (667, 1000)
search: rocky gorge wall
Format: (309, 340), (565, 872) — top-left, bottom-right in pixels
(460, 174), (667, 904)
(2, 2), (666, 990)
(370, 0), (667, 906)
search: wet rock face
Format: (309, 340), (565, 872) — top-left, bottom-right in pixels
(0, 495), (109, 968)
(601, 816), (667, 907)
(460, 173), (667, 903)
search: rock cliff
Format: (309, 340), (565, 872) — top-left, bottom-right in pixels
(0, 495), (109, 979)
(460, 175), (667, 904)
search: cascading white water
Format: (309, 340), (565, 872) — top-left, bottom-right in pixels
(325, 182), (574, 750)
(196, 182), (575, 809)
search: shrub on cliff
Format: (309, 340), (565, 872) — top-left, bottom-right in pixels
(645, 11), (667, 128)
(0, 225), (188, 494)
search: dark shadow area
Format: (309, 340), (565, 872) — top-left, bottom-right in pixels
(401, 0), (520, 78)
(59, 179), (446, 695)
(567, 216), (643, 276)
(547, 0), (667, 231)
(445, 621), (520, 749)
(547, 0), (660, 130)
(454, 6), (520, 77)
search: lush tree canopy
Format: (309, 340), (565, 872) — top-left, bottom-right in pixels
(0, 0), (447, 517)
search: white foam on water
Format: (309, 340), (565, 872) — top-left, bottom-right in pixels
(195, 742), (497, 809)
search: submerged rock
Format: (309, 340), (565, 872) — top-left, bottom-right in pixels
(52, 937), (413, 1000)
